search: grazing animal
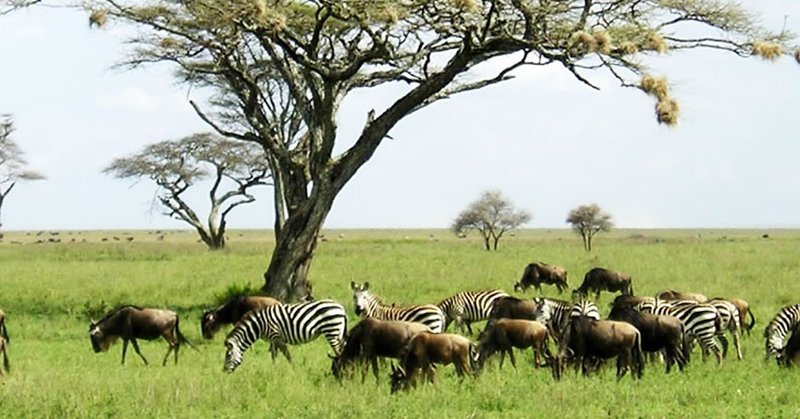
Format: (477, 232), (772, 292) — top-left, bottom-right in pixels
(711, 298), (755, 336)
(533, 297), (599, 339)
(776, 322), (800, 367)
(636, 299), (723, 365)
(514, 262), (569, 294)
(0, 336), (8, 376)
(573, 268), (634, 300)
(390, 332), (476, 392)
(655, 290), (708, 303)
(331, 318), (430, 382)
(552, 316), (645, 380)
(477, 318), (550, 369)
(707, 299), (743, 360)
(224, 300), (347, 372)
(764, 303), (800, 359)
(89, 306), (194, 366)
(488, 296), (539, 321)
(608, 305), (688, 373)
(201, 295), (281, 339)
(610, 295), (654, 311)
(437, 289), (509, 334)
(351, 282), (445, 333)
(0, 309), (8, 343)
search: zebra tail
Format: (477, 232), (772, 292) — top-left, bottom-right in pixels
(681, 324), (691, 364)
(175, 317), (197, 351)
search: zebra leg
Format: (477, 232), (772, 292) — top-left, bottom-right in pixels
(717, 334), (729, 359)
(733, 331), (743, 360)
(277, 341), (292, 363)
(130, 338), (148, 365)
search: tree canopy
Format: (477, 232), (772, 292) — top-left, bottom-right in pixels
(103, 133), (270, 249)
(452, 190), (530, 250)
(566, 203), (613, 251)
(0, 115), (45, 230)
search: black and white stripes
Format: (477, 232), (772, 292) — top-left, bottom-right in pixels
(223, 300), (347, 372)
(351, 282), (445, 333)
(765, 303), (800, 358)
(437, 290), (509, 333)
(533, 297), (600, 336)
(636, 299), (722, 364)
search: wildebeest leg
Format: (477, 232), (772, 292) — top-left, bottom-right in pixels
(466, 321), (474, 335)
(130, 338), (148, 365)
(161, 345), (174, 366)
(277, 340), (292, 363)
(595, 290), (601, 300)
(498, 350), (505, 368)
(508, 348), (517, 369)
(370, 356), (380, 384)
(121, 339), (129, 365)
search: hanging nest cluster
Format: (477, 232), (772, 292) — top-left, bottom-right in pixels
(795, 49), (800, 65)
(452, 0), (479, 13)
(569, 30), (613, 56)
(644, 32), (669, 53)
(641, 75), (679, 127)
(619, 41), (639, 55)
(752, 40), (783, 61)
(160, 37), (179, 49)
(89, 9), (108, 28)
(255, 0), (268, 21)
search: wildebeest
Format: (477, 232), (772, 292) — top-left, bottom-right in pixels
(390, 332), (476, 393)
(0, 309), (8, 343)
(89, 306), (194, 366)
(777, 322), (800, 367)
(552, 316), (644, 380)
(610, 295), (655, 311)
(573, 268), (634, 300)
(608, 305), (688, 373)
(711, 297), (755, 336)
(330, 318), (431, 382)
(201, 295), (281, 339)
(488, 296), (539, 321)
(0, 336), (8, 377)
(655, 290), (708, 303)
(477, 318), (550, 369)
(514, 262), (568, 294)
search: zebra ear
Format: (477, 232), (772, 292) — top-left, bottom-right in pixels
(350, 281), (356, 290)
(364, 282), (370, 290)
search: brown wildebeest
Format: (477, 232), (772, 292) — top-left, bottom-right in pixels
(477, 318), (550, 369)
(552, 316), (644, 380)
(488, 296), (539, 321)
(573, 268), (634, 300)
(0, 309), (8, 343)
(610, 295), (654, 311)
(390, 332), (476, 393)
(330, 318), (431, 383)
(514, 262), (568, 294)
(711, 297), (755, 336)
(0, 336), (8, 377)
(201, 295), (280, 339)
(655, 289), (708, 303)
(777, 322), (800, 367)
(89, 306), (194, 366)
(608, 305), (688, 373)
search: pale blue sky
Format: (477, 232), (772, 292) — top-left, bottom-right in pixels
(1, 2), (799, 231)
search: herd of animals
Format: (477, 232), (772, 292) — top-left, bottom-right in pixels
(1, 262), (800, 393)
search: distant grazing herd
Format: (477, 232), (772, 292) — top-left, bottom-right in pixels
(1, 262), (800, 392)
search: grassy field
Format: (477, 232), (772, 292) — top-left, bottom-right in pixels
(0, 228), (799, 418)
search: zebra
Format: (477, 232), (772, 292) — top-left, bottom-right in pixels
(351, 282), (445, 333)
(533, 297), (600, 337)
(223, 300), (347, 372)
(764, 303), (800, 359)
(636, 299), (722, 365)
(436, 289), (509, 334)
(708, 299), (743, 360)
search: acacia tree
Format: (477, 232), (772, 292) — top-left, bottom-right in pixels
(103, 133), (270, 250)
(566, 204), (613, 251)
(452, 190), (531, 251)
(4, 0), (798, 300)
(0, 116), (45, 232)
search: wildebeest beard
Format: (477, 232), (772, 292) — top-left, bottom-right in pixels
(90, 332), (118, 353)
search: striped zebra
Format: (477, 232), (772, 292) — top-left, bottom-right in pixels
(437, 289), (509, 334)
(708, 299), (743, 360)
(223, 300), (347, 372)
(764, 303), (800, 359)
(636, 299), (722, 365)
(533, 297), (600, 337)
(351, 282), (445, 333)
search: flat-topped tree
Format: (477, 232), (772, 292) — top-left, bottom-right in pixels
(103, 133), (270, 250)
(5, 0), (796, 300)
(0, 116), (45, 232)
(567, 204), (613, 252)
(452, 190), (531, 251)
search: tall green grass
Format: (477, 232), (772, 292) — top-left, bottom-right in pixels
(0, 229), (799, 418)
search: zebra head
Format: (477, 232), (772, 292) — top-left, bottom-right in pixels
(351, 281), (372, 316)
(533, 298), (551, 323)
(223, 339), (243, 373)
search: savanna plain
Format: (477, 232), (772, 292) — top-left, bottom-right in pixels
(0, 229), (799, 418)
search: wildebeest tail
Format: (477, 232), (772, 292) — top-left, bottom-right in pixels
(680, 323), (691, 365)
(629, 282), (635, 297)
(175, 317), (197, 351)
(468, 343), (479, 375)
(748, 310), (757, 332)
(1, 341), (9, 373)
(0, 321), (7, 343)
(633, 332), (645, 378)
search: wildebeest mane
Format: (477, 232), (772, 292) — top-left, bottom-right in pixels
(95, 305), (143, 325)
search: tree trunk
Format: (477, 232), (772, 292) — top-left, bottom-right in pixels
(493, 236), (500, 251)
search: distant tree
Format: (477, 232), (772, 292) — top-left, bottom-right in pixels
(103, 133), (270, 250)
(566, 204), (613, 251)
(453, 190), (531, 251)
(0, 115), (45, 232)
